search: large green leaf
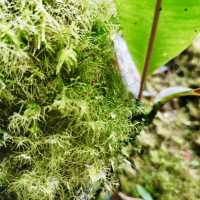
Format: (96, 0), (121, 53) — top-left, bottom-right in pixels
(115, 0), (200, 74)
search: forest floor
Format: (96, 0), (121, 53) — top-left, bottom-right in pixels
(118, 42), (200, 200)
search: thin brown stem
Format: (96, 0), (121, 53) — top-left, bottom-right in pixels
(138, 0), (162, 100)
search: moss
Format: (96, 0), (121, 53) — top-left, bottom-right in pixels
(0, 0), (143, 199)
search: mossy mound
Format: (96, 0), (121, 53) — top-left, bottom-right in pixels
(0, 0), (143, 199)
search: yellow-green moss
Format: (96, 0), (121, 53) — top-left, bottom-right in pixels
(0, 0), (143, 199)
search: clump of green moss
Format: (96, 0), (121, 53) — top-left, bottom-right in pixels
(0, 0), (143, 199)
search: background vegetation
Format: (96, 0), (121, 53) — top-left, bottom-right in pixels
(118, 44), (200, 200)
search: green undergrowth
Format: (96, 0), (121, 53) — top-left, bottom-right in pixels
(119, 48), (200, 200)
(0, 0), (144, 199)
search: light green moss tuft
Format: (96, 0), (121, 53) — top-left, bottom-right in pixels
(0, 0), (143, 199)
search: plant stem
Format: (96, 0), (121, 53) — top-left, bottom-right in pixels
(138, 0), (162, 100)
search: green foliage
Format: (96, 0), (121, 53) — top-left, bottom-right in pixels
(0, 0), (144, 199)
(115, 0), (200, 74)
(154, 87), (200, 105)
(136, 185), (153, 200)
(120, 140), (200, 200)
(147, 86), (200, 123)
(119, 52), (200, 200)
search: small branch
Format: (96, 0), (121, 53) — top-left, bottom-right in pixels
(138, 0), (162, 100)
